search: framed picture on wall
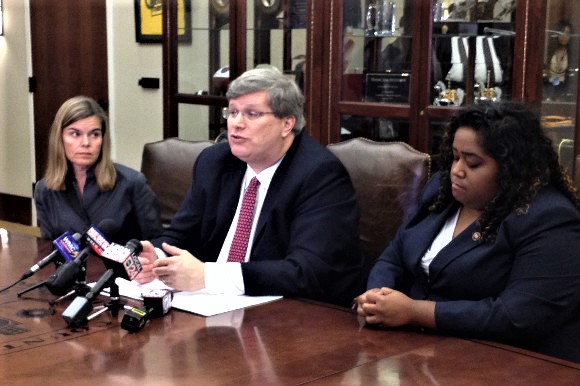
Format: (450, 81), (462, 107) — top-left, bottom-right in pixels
(134, 0), (192, 43)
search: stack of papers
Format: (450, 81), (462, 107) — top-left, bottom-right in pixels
(102, 278), (282, 317)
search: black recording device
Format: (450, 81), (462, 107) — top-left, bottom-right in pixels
(121, 289), (172, 333)
(121, 306), (151, 333)
(143, 289), (173, 318)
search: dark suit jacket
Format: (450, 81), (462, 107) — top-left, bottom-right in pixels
(154, 132), (364, 306)
(35, 163), (162, 244)
(368, 172), (580, 363)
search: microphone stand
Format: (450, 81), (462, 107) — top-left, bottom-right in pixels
(17, 263), (91, 304)
(17, 280), (48, 297)
(48, 269), (91, 306)
(18, 247), (92, 302)
(62, 270), (126, 327)
(86, 281), (124, 321)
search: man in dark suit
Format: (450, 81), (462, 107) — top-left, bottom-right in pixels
(136, 66), (363, 306)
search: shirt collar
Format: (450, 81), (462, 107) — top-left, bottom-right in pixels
(244, 156), (284, 191)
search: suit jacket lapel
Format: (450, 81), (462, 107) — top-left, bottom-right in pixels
(404, 204), (455, 264)
(428, 211), (481, 283)
(253, 133), (302, 243)
(217, 158), (246, 233)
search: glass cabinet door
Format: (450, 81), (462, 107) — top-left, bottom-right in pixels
(178, 2), (229, 97)
(167, 0), (308, 140)
(246, 0), (307, 89)
(540, 0), (580, 176)
(340, 0), (414, 142)
(431, 0), (516, 107)
(173, 1), (230, 140)
(342, 0), (411, 99)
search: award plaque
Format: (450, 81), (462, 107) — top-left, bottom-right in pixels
(364, 73), (411, 103)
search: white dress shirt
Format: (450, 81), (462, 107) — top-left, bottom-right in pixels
(420, 207), (460, 275)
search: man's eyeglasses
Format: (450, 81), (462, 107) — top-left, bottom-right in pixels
(222, 108), (277, 121)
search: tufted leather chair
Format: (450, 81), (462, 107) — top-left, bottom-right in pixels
(556, 139), (580, 191)
(328, 138), (431, 262)
(558, 139), (574, 178)
(141, 138), (214, 228)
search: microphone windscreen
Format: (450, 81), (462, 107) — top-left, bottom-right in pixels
(44, 252), (87, 296)
(97, 218), (119, 237)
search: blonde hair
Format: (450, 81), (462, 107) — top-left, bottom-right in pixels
(44, 96), (116, 191)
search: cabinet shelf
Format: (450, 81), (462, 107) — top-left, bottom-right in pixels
(163, 0), (580, 179)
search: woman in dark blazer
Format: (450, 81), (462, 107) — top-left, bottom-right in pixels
(355, 101), (580, 363)
(35, 96), (162, 244)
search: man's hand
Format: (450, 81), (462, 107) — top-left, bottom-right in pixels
(152, 242), (205, 291)
(133, 240), (158, 284)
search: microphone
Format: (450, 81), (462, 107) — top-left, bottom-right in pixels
(62, 268), (115, 327)
(143, 289), (172, 318)
(19, 232), (82, 281)
(42, 220), (118, 296)
(17, 219), (118, 298)
(99, 239), (143, 280)
(13, 232), (82, 297)
(44, 246), (92, 296)
(85, 218), (118, 255)
(61, 238), (143, 326)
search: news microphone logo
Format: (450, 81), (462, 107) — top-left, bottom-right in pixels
(53, 232), (81, 262)
(100, 239), (143, 280)
(85, 225), (111, 256)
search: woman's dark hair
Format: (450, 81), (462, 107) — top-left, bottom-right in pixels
(431, 101), (579, 242)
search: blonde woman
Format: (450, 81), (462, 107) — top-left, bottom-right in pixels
(34, 96), (162, 243)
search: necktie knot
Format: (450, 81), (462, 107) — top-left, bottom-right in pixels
(246, 176), (259, 194)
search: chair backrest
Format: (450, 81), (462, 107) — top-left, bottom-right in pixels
(328, 138), (431, 262)
(557, 139), (580, 191)
(574, 155), (580, 192)
(141, 138), (214, 228)
(558, 138), (574, 177)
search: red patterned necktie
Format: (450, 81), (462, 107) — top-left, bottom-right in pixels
(227, 177), (260, 262)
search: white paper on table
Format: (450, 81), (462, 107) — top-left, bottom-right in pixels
(100, 277), (282, 317)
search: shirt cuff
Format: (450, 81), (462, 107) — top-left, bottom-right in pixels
(154, 247), (167, 259)
(204, 262), (245, 295)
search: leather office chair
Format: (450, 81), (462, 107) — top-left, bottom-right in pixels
(141, 138), (214, 228)
(328, 138), (431, 262)
(558, 138), (574, 177)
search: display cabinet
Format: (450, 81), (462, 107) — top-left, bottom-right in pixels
(325, 0), (540, 154)
(163, 0), (580, 178)
(162, 0), (307, 140)
(539, 0), (580, 177)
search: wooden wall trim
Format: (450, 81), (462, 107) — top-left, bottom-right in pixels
(0, 193), (32, 226)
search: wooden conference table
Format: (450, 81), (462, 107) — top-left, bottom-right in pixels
(1, 230), (580, 385)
